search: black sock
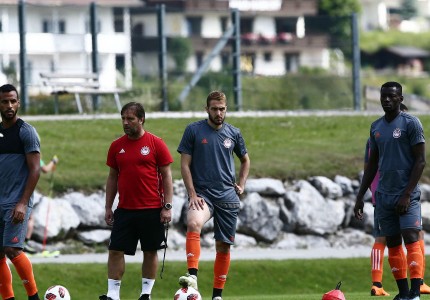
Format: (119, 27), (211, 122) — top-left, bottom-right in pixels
(212, 288), (222, 298)
(396, 278), (409, 297)
(28, 292), (40, 300)
(373, 282), (383, 288)
(188, 268), (198, 277)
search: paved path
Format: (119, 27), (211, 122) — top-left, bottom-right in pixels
(29, 246), (374, 264)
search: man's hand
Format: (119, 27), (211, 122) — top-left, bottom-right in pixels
(105, 208), (114, 226)
(353, 198), (365, 220)
(12, 202), (27, 224)
(395, 195), (410, 215)
(188, 195), (205, 210)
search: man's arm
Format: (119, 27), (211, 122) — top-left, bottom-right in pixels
(160, 164), (173, 223)
(12, 152), (40, 223)
(181, 152), (205, 210)
(235, 153), (250, 195)
(354, 146), (379, 220)
(105, 167), (118, 226)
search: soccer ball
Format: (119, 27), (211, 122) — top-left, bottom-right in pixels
(174, 286), (202, 300)
(44, 285), (71, 300)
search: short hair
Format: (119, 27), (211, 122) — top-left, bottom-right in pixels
(121, 102), (145, 120)
(381, 81), (402, 95)
(0, 84), (19, 98)
(206, 90), (227, 107)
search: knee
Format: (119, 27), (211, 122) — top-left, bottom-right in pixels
(403, 229), (420, 245)
(187, 218), (202, 232)
(4, 247), (22, 260)
(215, 241), (230, 254)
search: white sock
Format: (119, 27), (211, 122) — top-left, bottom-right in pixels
(141, 278), (155, 295)
(107, 278), (121, 300)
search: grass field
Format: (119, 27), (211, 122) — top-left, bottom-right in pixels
(30, 114), (430, 195)
(10, 256), (417, 299)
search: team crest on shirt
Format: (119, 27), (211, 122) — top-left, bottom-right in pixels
(141, 146), (150, 155)
(223, 138), (232, 148)
(393, 128), (402, 138)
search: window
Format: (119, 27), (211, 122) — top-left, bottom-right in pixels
(186, 17), (202, 36)
(114, 8), (124, 33)
(58, 20), (66, 34)
(42, 20), (53, 33)
(220, 17), (228, 32)
(264, 52), (272, 62)
(0, 20), (2, 32)
(285, 53), (299, 73)
(196, 51), (204, 68)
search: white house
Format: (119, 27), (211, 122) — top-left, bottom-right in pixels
(132, 0), (332, 77)
(0, 0), (141, 95)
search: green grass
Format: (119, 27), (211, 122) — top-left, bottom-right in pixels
(10, 256), (414, 299)
(29, 114), (430, 195)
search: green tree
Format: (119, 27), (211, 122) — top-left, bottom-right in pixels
(400, 0), (418, 20)
(318, 0), (361, 58)
(167, 37), (192, 74)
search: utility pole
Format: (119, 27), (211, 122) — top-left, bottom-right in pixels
(18, 0), (28, 112)
(158, 4), (168, 111)
(231, 9), (242, 111)
(351, 13), (361, 111)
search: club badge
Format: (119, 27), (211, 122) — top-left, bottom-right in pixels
(141, 146), (150, 155)
(393, 128), (401, 138)
(223, 138), (232, 148)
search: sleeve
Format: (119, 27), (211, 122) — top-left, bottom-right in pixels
(177, 125), (194, 155)
(408, 116), (425, 146)
(155, 137), (174, 166)
(20, 124), (40, 154)
(106, 142), (118, 169)
(233, 129), (248, 158)
(364, 139), (370, 163)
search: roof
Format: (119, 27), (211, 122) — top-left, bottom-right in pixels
(0, 0), (142, 7)
(385, 46), (430, 58)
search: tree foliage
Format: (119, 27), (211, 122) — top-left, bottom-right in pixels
(167, 37), (192, 73)
(400, 0), (418, 20)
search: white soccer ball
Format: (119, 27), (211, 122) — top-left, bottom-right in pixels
(44, 285), (71, 300)
(174, 286), (202, 300)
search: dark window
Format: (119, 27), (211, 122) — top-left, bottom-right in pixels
(58, 20), (66, 34)
(285, 53), (299, 73)
(264, 52), (272, 62)
(132, 23), (144, 36)
(221, 17), (228, 32)
(187, 17), (202, 36)
(43, 20), (53, 33)
(116, 54), (125, 73)
(114, 8), (124, 33)
(196, 51), (204, 68)
(240, 18), (253, 34)
(0, 20), (2, 32)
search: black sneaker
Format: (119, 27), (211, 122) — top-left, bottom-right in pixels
(408, 289), (420, 300)
(99, 295), (114, 300)
(392, 294), (408, 300)
(138, 295), (151, 300)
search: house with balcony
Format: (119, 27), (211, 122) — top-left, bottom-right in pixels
(131, 0), (333, 76)
(0, 0), (141, 95)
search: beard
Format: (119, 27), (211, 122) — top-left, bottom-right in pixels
(1, 109), (17, 121)
(208, 114), (224, 126)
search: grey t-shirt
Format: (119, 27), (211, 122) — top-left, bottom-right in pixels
(370, 112), (425, 195)
(178, 119), (247, 198)
(0, 119), (40, 206)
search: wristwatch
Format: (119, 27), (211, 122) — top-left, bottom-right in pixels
(163, 203), (172, 210)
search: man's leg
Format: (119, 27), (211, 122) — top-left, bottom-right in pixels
(418, 231), (430, 294)
(140, 251), (158, 297)
(106, 250), (125, 300)
(387, 235), (409, 298)
(370, 237), (390, 296)
(212, 241), (231, 300)
(0, 255), (14, 299)
(403, 229), (423, 298)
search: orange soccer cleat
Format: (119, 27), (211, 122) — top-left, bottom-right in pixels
(420, 282), (430, 294)
(371, 285), (390, 296)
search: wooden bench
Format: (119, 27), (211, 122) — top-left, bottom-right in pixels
(40, 72), (124, 114)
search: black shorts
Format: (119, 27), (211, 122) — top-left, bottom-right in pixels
(109, 208), (166, 255)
